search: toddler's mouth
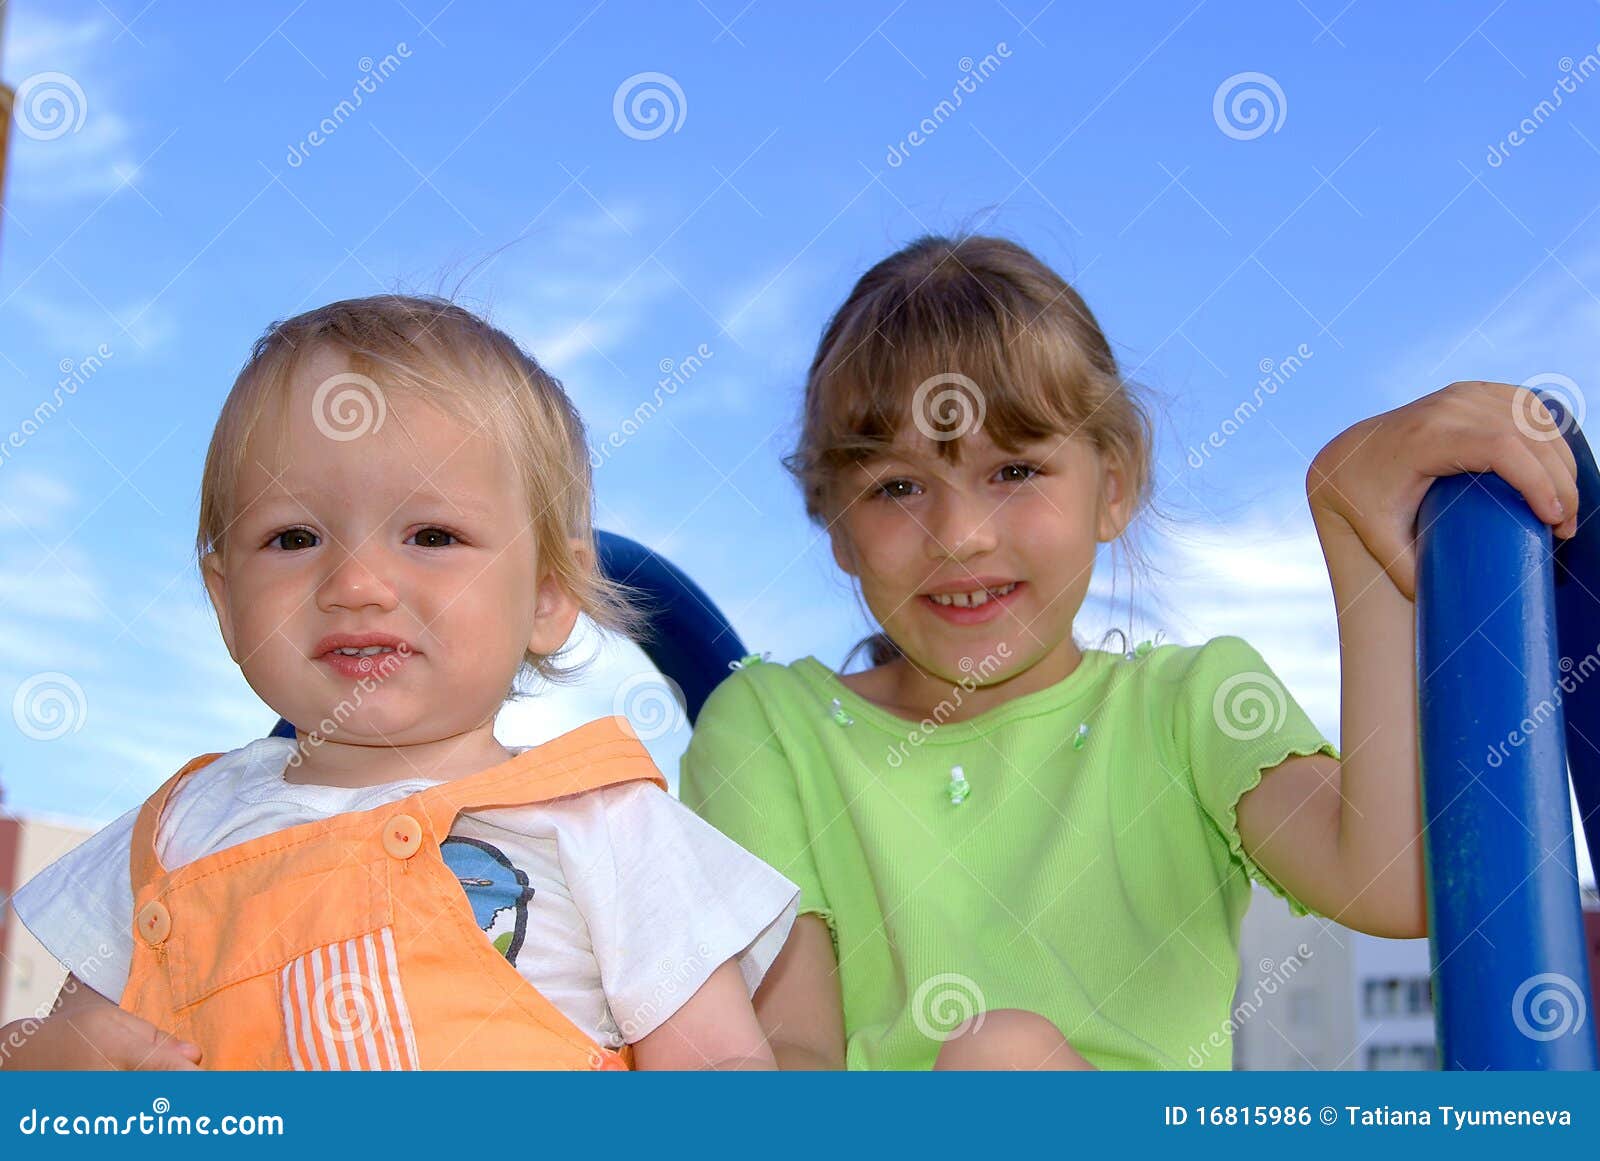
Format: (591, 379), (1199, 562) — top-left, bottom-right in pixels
(314, 633), (415, 678)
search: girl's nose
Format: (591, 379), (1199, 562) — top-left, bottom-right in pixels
(316, 545), (400, 613)
(925, 490), (999, 560)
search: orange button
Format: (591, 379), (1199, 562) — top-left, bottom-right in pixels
(383, 814), (424, 859)
(136, 900), (171, 946)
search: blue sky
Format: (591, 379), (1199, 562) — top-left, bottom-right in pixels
(1, 0), (1598, 888)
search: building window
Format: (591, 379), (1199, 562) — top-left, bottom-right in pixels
(1364, 975), (1432, 1019)
(1367, 1042), (1436, 1070)
(1288, 990), (1320, 1027)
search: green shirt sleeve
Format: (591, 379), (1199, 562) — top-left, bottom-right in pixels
(1169, 635), (1340, 918)
(680, 668), (833, 929)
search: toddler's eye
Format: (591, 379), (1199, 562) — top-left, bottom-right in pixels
(874, 478), (921, 500)
(273, 528), (318, 551)
(409, 527), (458, 548)
(996, 463), (1040, 483)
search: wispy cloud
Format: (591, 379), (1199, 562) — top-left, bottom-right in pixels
(5, 13), (142, 204)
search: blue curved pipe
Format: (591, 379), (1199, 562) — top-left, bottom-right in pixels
(1416, 391), (1599, 1070)
(269, 531), (745, 740)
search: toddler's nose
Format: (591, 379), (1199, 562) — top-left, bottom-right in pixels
(317, 548), (400, 613)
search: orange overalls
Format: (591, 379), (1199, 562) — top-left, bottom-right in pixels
(120, 717), (665, 1070)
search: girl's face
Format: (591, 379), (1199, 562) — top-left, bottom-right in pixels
(202, 345), (579, 749)
(829, 427), (1127, 690)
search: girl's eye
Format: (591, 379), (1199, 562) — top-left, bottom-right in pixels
(273, 528), (318, 551)
(873, 478), (921, 501)
(409, 527), (458, 548)
(996, 462), (1040, 484)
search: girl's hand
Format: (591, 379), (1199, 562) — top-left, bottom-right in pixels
(0, 974), (202, 1070)
(1306, 381), (1580, 600)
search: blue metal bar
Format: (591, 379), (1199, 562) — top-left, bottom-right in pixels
(594, 530), (746, 724)
(1416, 392), (1598, 1070)
(270, 531), (745, 739)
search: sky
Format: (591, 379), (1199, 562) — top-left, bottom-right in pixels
(0, 0), (1597, 884)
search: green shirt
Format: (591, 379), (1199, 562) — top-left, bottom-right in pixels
(680, 636), (1338, 1070)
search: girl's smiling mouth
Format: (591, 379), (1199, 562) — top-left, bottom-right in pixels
(919, 579), (1025, 625)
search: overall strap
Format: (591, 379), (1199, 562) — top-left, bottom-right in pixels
(417, 717), (666, 837)
(128, 753), (225, 887)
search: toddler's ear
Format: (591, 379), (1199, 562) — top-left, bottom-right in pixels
(200, 552), (240, 662)
(526, 540), (585, 655)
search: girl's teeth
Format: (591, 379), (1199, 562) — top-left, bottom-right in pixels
(334, 646), (395, 656)
(929, 582), (1017, 608)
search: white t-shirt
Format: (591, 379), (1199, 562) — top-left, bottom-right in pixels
(12, 736), (798, 1049)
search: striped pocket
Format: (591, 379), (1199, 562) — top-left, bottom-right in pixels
(280, 927), (419, 1070)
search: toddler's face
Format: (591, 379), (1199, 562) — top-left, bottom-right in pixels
(830, 428), (1124, 686)
(202, 346), (578, 747)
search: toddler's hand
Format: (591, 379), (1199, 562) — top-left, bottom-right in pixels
(1306, 381), (1580, 599)
(0, 974), (202, 1070)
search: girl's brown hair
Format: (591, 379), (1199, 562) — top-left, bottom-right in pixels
(196, 294), (640, 685)
(785, 234), (1159, 667)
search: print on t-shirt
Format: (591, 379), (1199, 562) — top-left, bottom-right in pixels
(441, 836), (534, 963)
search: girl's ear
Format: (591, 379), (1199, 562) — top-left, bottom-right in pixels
(1096, 455), (1134, 543)
(200, 552), (240, 662)
(527, 540), (585, 655)
(829, 526), (860, 577)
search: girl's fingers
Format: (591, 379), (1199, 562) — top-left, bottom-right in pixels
(1479, 435), (1571, 533)
(1500, 388), (1580, 537)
